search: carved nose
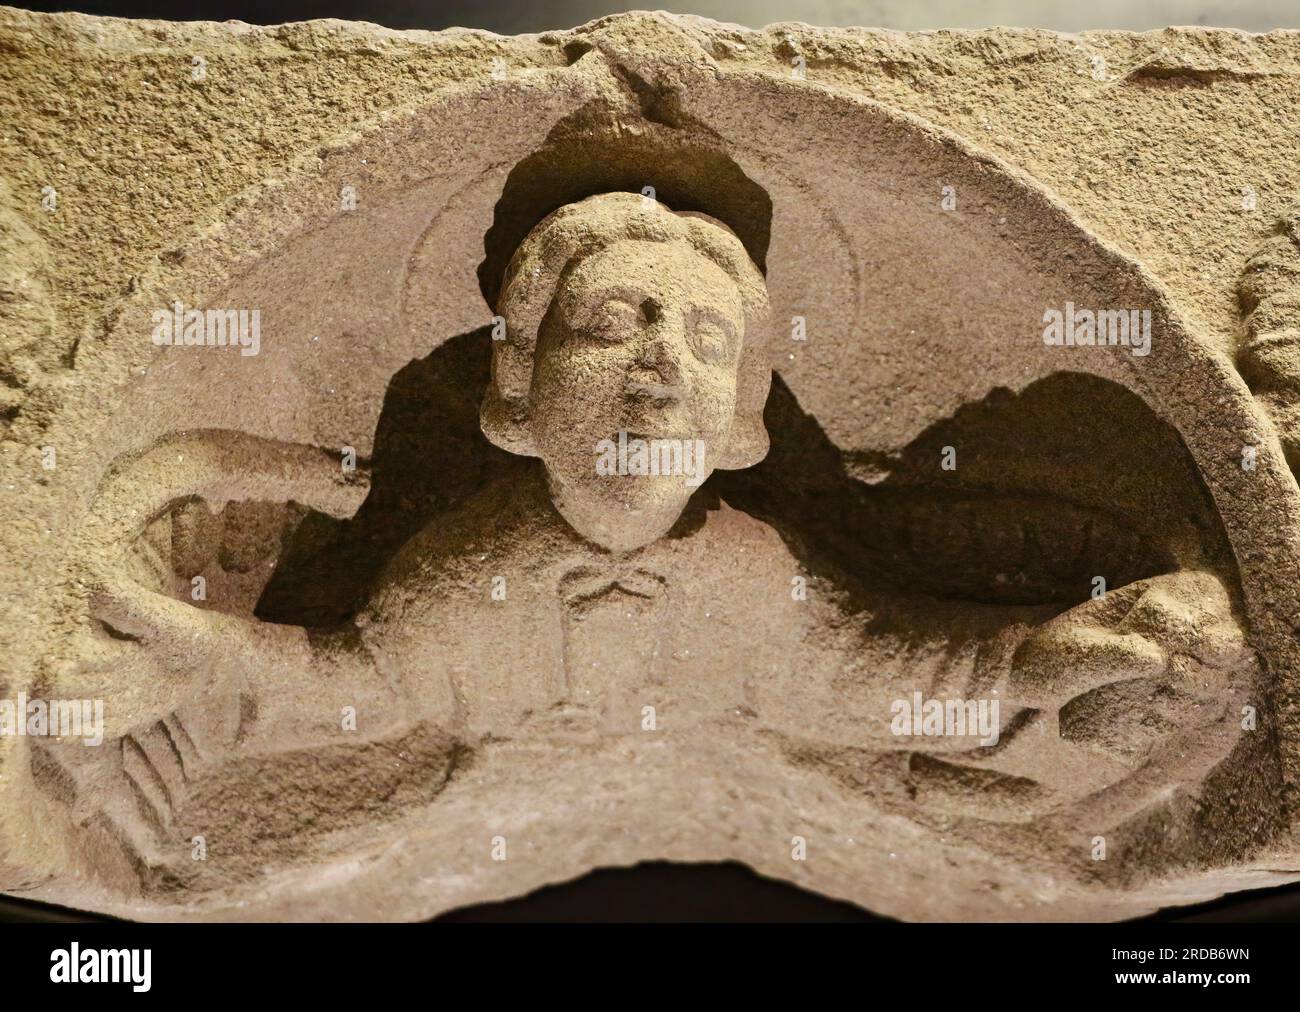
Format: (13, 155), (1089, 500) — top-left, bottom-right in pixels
(635, 320), (686, 388)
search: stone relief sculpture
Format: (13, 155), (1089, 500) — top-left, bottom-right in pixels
(4, 9), (1300, 922)
(1238, 211), (1300, 471)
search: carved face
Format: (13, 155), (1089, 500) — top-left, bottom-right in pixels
(482, 192), (771, 553)
(529, 239), (749, 550)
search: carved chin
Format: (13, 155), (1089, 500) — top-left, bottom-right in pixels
(545, 472), (700, 552)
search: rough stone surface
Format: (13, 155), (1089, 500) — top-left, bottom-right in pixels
(3, 8), (1300, 921)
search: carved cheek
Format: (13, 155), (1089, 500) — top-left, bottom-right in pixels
(680, 376), (737, 441)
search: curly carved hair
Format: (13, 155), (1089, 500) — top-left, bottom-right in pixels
(481, 192), (772, 470)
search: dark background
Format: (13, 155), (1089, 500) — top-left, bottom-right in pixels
(6, 0), (1300, 922)
(6, 860), (1300, 922)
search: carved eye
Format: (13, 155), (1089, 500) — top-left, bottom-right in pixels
(587, 298), (642, 343)
(689, 319), (734, 363)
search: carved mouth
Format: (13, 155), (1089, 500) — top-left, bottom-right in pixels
(621, 403), (693, 440)
(625, 381), (684, 405)
(610, 429), (699, 450)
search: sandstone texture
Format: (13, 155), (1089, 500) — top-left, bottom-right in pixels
(3, 8), (1300, 921)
